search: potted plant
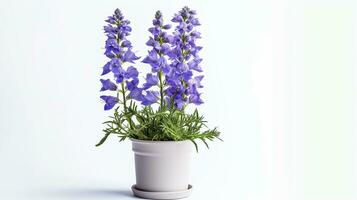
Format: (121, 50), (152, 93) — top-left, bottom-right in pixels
(96, 7), (221, 199)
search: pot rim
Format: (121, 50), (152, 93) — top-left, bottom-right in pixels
(130, 138), (191, 144)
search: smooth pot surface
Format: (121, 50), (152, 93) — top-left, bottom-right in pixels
(131, 139), (193, 192)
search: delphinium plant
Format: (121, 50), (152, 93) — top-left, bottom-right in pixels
(96, 7), (221, 151)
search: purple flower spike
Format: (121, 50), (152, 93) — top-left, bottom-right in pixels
(139, 10), (173, 108)
(162, 6), (204, 109)
(99, 9), (141, 110)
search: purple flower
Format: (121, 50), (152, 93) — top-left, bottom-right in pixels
(163, 24), (171, 29)
(100, 95), (119, 110)
(104, 39), (121, 58)
(101, 61), (111, 75)
(104, 24), (117, 35)
(149, 27), (160, 35)
(114, 8), (124, 20)
(145, 37), (157, 47)
(109, 59), (126, 83)
(142, 91), (159, 105)
(189, 93), (203, 105)
(190, 30), (201, 38)
(125, 66), (139, 79)
(143, 73), (158, 89)
(174, 97), (186, 109)
(105, 16), (116, 24)
(172, 14), (183, 23)
(187, 57), (203, 72)
(123, 49), (140, 63)
(115, 74), (124, 83)
(129, 88), (144, 101)
(100, 79), (117, 91)
(142, 50), (159, 70)
(153, 11), (163, 26)
(182, 71), (193, 81)
(126, 78), (139, 91)
(189, 75), (204, 88)
(121, 40), (132, 47)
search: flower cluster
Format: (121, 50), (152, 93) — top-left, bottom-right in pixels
(141, 11), (172, 106)
(100, 7), (204, 111)
(100, 9), (140, 110)
(166, 6), (204, 109)
(139, 7), (204, 109)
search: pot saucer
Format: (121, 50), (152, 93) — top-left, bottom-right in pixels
(131, 184), (193, 199)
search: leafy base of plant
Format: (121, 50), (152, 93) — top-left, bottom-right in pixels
(96, 101), (221, 152)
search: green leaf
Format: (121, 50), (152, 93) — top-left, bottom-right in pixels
(95, 133), (110, 147)
(190, 139), (199, 153)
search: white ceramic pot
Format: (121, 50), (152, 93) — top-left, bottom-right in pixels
(131, 139), (193, 192)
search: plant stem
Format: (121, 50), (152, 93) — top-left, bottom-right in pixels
(121, 82), (127, 111)
(121, 81), (134, 129)
(158, 70), (164, 110)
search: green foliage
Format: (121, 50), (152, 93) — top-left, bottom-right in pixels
(96, 100), (221, 152)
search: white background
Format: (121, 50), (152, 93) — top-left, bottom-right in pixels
(0, 0), (356, 199)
